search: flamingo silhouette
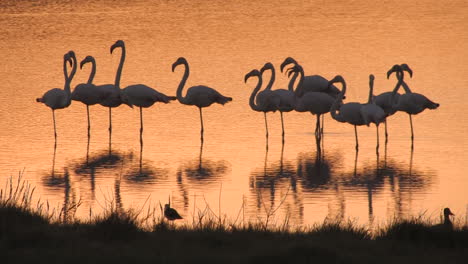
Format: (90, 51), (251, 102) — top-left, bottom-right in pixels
(245, 69), (280, 140)
(360, 74), (386, 153)
(388, 65), (439, 147)
(71, 55), (112, 138)
(374, 64), (413, 143)
(288, 64), (335, 140)
(97, 40), (132, 136)
(280, 57), (341, 98)
(329, 75), (366, 151)
(120, 48), (177, 146)
(36, 50), (76, 140)
(260, 62), (294, 141)
(172, 57), (232, 142)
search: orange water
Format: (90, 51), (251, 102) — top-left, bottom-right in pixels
(0, 0), (467, 227)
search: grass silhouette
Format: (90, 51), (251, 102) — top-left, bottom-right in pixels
(1, 173), (467, 263)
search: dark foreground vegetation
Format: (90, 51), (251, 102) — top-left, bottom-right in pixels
(1, 176), (467, 263)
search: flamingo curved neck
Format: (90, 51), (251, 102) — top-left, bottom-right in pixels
(264, 67), (275, 91)
(295, 67), (304, 94)
(114, 46), (125, 89)
(87, 60), (96, 84)
(176, 61), (190, 104)
(330, 81), (346, 121)
(249, 75), (262, 111)
(65, 55), (77, 94)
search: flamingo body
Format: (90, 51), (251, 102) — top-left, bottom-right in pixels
(122, 84), (176, 108)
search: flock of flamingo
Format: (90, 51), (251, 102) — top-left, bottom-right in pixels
(36, 40), (439, 152)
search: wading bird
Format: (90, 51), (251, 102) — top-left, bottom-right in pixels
(360, 74), (386, 153)
(388, 65), (439, 147)
(172, 57), (232, 143)
(280, 57), (341, 98)
(374, 64), (412, 143)
(97, 40), (132, 136)
(288, 64), (334, 140)
(36, 51), (76, 140)
(245, 69), (280, 139)
(164, 203), (183, 221)
(71, 55), (111, 138)
(120, 48), (176, 145)
(329, 75), (366, 151)
(261, 62), (294, 141)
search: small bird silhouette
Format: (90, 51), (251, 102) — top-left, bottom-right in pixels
(164, 204), (183, 221)
(431, 207), (455, 231)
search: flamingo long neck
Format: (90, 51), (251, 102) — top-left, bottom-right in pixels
(114, 45), (125, 90)
(65, 55), (77, 95)
(87, 59), (96, 84)
(287, 70), (299, 92)
(249, 74), (263, 111)
(176, 61), (190, 104)
(63, 57), (69, 90)
(264, 66), (275, 91)
(295, 67), (304, 94)
(330, 81), (346, 122)
(367, 77), (374, 104)
(391, 70), (404, 103)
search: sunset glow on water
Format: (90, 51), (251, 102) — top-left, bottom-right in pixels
(0, 0), (467, 228)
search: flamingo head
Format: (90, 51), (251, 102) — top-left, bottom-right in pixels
(260, 62), (274, 74)
(386, 64), (401, 79)
(400, 63), (413, 78)
(287, 64), (303, 78)
(111, 40), (125, 54)
(172, 57), (187, 72)
(280, 57), (298, 73)
(80, 56), (94, 69)
(328, 75), (345, 87)
(64, 52), (72, 67)
(244, 69), (260, 83)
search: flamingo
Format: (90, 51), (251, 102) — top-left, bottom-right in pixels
(121, 55), (177, 145)
(172, 57), (232, 142)
(245, 69), (280, 139)
(388, 65), (439, 146)
(260, 62), (294, 141)
(97, 40), (132, 136)
(288, 64), (335, 140)
(280, 57), (341, 98)
(374, 64), (413, 143)
(71, 55), (112, 138)
(36, 50), (76, 140)
(360, 74), (387, 153)
(329, 75), (366, 151)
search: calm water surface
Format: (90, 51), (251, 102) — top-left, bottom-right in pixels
(0, 0), (467, 228)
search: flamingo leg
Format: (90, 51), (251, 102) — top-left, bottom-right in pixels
(87, 105), (91, 139)
(354, 125), (359, 151)
(280, 111), (285, 142)
(108, 107), (112, 134)
(376, 125), (380, 155)
(140, 107), (143, 147)
(315, 114), (320, 141)
(321, 114), (325, 138)
(108, 107), (112, 155)
(384, 119), (388, 144)
(264, 112), (269, 139)
(52, 110), (57, 140)
(199, 107), (204, 143)
(409, 114), (414, 146)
